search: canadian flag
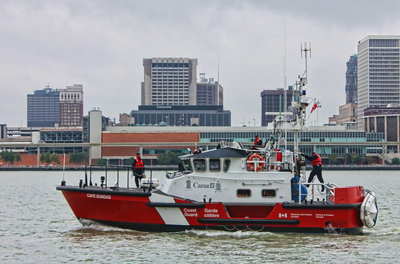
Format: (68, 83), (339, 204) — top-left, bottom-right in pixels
(310, 103), (318, 113)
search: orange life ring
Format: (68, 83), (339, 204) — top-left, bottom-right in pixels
(248, 154), (265, 171)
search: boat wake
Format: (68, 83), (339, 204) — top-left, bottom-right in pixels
(184, 229), (281, 239)
(367, 228), (400, 237)
(77, 218), (133, 233)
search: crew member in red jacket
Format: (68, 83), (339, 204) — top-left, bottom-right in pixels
(132, 152), (145, 188)
(253, 135), (263, 147)
(301, 152), (324, 192)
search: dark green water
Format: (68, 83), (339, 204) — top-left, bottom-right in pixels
(0, 170), (398, 263)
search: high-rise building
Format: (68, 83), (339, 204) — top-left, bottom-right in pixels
(357, 35), (400, 129)
(346, 55), (358, 104)
(142, 58), (198, 106)
(197, 73), (223, 106)
(135, 58), (230, 126)
(27, 86), (60, 127)
(60, 84), (84, 127)
(27, 84), (84, 128)
(261, 88), (293, 126)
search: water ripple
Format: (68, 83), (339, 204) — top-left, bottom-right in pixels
(0, 170), (399, 263)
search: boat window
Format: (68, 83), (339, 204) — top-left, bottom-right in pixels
(237, 189), (251, 198)
(209, 159), (220, 172)
(193, 159), (206, 172)
(223, 159), (231, 172)
(262, 189), (276, 198)
(182, 159), (192, 172)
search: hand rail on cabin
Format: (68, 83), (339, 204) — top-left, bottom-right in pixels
(85, 164), (158, 190)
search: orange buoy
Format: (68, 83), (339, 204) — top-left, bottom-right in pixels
(247, 154), (265, 171)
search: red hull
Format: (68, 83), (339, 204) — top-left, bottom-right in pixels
(57, 186), (364, 233)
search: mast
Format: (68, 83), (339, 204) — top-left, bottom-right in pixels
(299, 42), (311, 125)
(293, 42), (311, 154)
(283, 15), (288, 152)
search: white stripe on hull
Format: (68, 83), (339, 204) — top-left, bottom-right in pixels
(149, 193), (189, 226)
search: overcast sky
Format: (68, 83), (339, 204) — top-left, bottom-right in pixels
(1, 0), (400, 127)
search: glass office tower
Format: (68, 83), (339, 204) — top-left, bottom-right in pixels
(27, 86), (60, 127)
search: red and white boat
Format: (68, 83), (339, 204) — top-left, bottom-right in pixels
(57, 145), (378, 234)
(57, 55), (378, 234)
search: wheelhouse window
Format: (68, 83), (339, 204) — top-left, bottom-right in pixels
(209, 159), (221, 172)
(193, 159), (206, 172)
(262, 189), (276, 198)
(182, 159), (192, 172)
(237, 189), (251, 198)
(223, 159), (231, 172)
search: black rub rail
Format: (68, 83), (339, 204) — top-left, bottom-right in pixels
(146, 202), (206, 208)
(197, 218), (300, 225)
(282, 203), (361, 210)
(56, 186), (152, 197)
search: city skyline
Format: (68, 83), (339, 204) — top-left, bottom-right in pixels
(1, 1), (400, 127)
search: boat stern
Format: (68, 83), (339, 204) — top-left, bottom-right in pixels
(334, 186), (378, 229)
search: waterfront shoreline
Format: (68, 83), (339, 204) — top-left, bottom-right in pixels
(0, 165), (177, 171)
(1, 165), (399, 171)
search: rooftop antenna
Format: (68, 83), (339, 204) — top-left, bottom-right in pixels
(283, 15), (288, 151)
(298, 42), (312, 127)
(301, 42), (311, 79)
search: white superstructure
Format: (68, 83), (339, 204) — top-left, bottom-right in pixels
(160, 144), (297, 204)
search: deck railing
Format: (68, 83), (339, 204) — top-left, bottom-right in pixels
(304, 182), (336, 203)
(84, 164), (158, 190)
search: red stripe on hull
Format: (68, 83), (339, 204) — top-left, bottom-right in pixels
(225, 205), (274, 218)
(173, 197), (362, 230)
(268, 203), (362, 229)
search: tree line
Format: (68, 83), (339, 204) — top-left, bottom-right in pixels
(39, 151), (89, 164)
(0, 151), (88, 165)
(327, 153), (400, 165)
(1, 150), (400, 166)
(0, 151), (21, 164)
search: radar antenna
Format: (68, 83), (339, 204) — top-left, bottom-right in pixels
(301, 42), (311, 79)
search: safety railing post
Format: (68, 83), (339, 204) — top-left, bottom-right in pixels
(84, 165), (88, 187)
(89, 165), (93, 186)
(116, 165), (119, 188)
(105, 165), (108, 188)
(127, 166), (130, 189)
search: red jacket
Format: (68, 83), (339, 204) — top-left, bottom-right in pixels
(254, 137), (262, 146)
(311, 154), (322, 167)
(134, 157), (144, 168)
(303, 153), (322, 167)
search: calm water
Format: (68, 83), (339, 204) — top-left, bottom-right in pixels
(0, 170), (399, 263)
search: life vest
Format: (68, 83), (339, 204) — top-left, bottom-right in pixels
(312, 154), (322, 167)
(135, 157), (144, 168)
(254, 137), (262, 146)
